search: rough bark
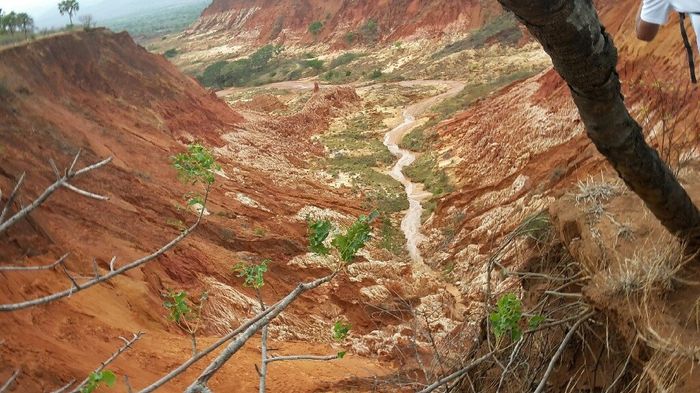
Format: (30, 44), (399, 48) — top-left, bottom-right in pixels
(498, 0), (700, 249)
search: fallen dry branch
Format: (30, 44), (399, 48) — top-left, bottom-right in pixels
(417, 351), (495, 393)
(533, 310), (595, 393)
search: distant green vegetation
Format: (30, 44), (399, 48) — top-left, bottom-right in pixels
(164, 48), (178, 58)
(322, 113), (408, 214)
(103, 1), (208, 39)
(198, 44), (284, 88)
(330, 52), (360, 68)
(308, 21), (323, 37)
(433, 13), (521, 58)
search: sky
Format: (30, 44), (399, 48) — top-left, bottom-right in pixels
(1, 0), (99, 15)
(0, 0), (205, 28)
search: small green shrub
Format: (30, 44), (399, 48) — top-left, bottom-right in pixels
(333, 320), (351, 340)
(163, 291), (191, 323)
(171, 143), (220, 186)
(490, 293), (543, 343)
(361, 19), (379, 42)
(303, 58), (324, 71)
(164, 48), (178, 58)
(233, 260), (269, 289)
(344, 31), (358, 45)
(308, 20), (324, 36)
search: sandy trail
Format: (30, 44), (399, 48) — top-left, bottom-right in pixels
(383, 80), (464, 263)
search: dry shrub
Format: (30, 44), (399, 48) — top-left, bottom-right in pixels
(597, 234), (686, 297)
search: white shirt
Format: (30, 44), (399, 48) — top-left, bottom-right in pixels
(641, 0), (700, 50)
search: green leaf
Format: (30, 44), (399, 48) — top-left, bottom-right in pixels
(171, 143), (220, 186)
(101, 370), (117, 387)
(333, 320), (351, 341)
(163, 291), (191, 323)
(308, 219), (332, 255)
(233, 260), (268, 289)
(489, 293), (523, 342)
(528, 315), (545, 329)
(331, 213), (376, 262)
(337, 351), (347, 359)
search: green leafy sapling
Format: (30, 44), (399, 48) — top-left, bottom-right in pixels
(331, 211), (378, 262)
(171, 143), (220, 208)
(164, 291), (191, 323)
(81, 370), (116, 393)
(308, 218), (332, 255)
(490, 293), (523, 342)
(333, 320), (351, 359)
(490, 293), (544, 344)
(162, 290), (208, 355)
(233, 259), (269, 289)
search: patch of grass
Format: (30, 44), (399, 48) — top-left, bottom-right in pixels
(378, 215), (406, 254)
(399, 125), (435, 151)
(405, 153), (453, 197)
(330, 52), (360, 68)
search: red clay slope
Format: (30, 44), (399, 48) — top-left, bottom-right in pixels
(0, 29), (383, 392)
(190, 0), (503, 44)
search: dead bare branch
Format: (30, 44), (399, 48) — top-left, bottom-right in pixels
(49, 379), (75, 393)
(533, 311), (595, 393)
(417, 351), (495, 393)
(0, 369), (19, 393)
(0, 253), (69, 272)
(183, 272), (338, 393)
(265, 354), (339, 364)
(0, 172), (25, 224)
(0, 155), (112, 235)
(71, 332), (144, 393)
(0, 187), (209, 312)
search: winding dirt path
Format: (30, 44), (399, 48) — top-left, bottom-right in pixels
(383, 80), (464, 263)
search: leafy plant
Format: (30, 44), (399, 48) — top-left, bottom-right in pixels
(308, 20), (323, 36)
(163, 291), (191, 323)
(333, 320), (351, 341)
(233, 260), (269, 289)
(490, 293), (523, 341)
(164, 48), (178, 58)
(171, 143), (219, 186)
(528, 315), (545, 329)
(81, 370), (116, 393)
(332, 211), (378, 262)
(308, 219), (332, 255)
(337, 351), (347, 359)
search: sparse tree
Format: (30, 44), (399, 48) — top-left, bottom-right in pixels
(16, 13), (33, 38)
(4, 11), (18, 34)
(497, 0), (700, 250)
(58, 0), (79, 26)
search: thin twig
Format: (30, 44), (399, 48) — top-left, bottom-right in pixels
(533, 311), (595, 393)
(258, 291), (268, 393)
(49, 379), (75, 393)
(544, 291), (583, 299)
(71, 332), (144, 393)
(0, 253), (69, 272)
(0, 369), (19, 393)
(417, 351), (495, 393)
(0, 156), (112, 235)
(264, 354), (338, 364)
(0, 172), (25, 224)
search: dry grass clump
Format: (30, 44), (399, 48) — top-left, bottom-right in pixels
(574, 176), (623, 222)
(634, 350), (685, 393)
(599, 235), (686, 297)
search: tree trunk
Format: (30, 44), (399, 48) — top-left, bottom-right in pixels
(498, 0), (700, 250)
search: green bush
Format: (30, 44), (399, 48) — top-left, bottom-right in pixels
(361, 19), (379, 42)
(308, 20), (323, 36)
(369, 69), (383, 79)
(164, 48), (178, 58)
(330, 52), (359, 68)
(344, 31), (358, 45)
